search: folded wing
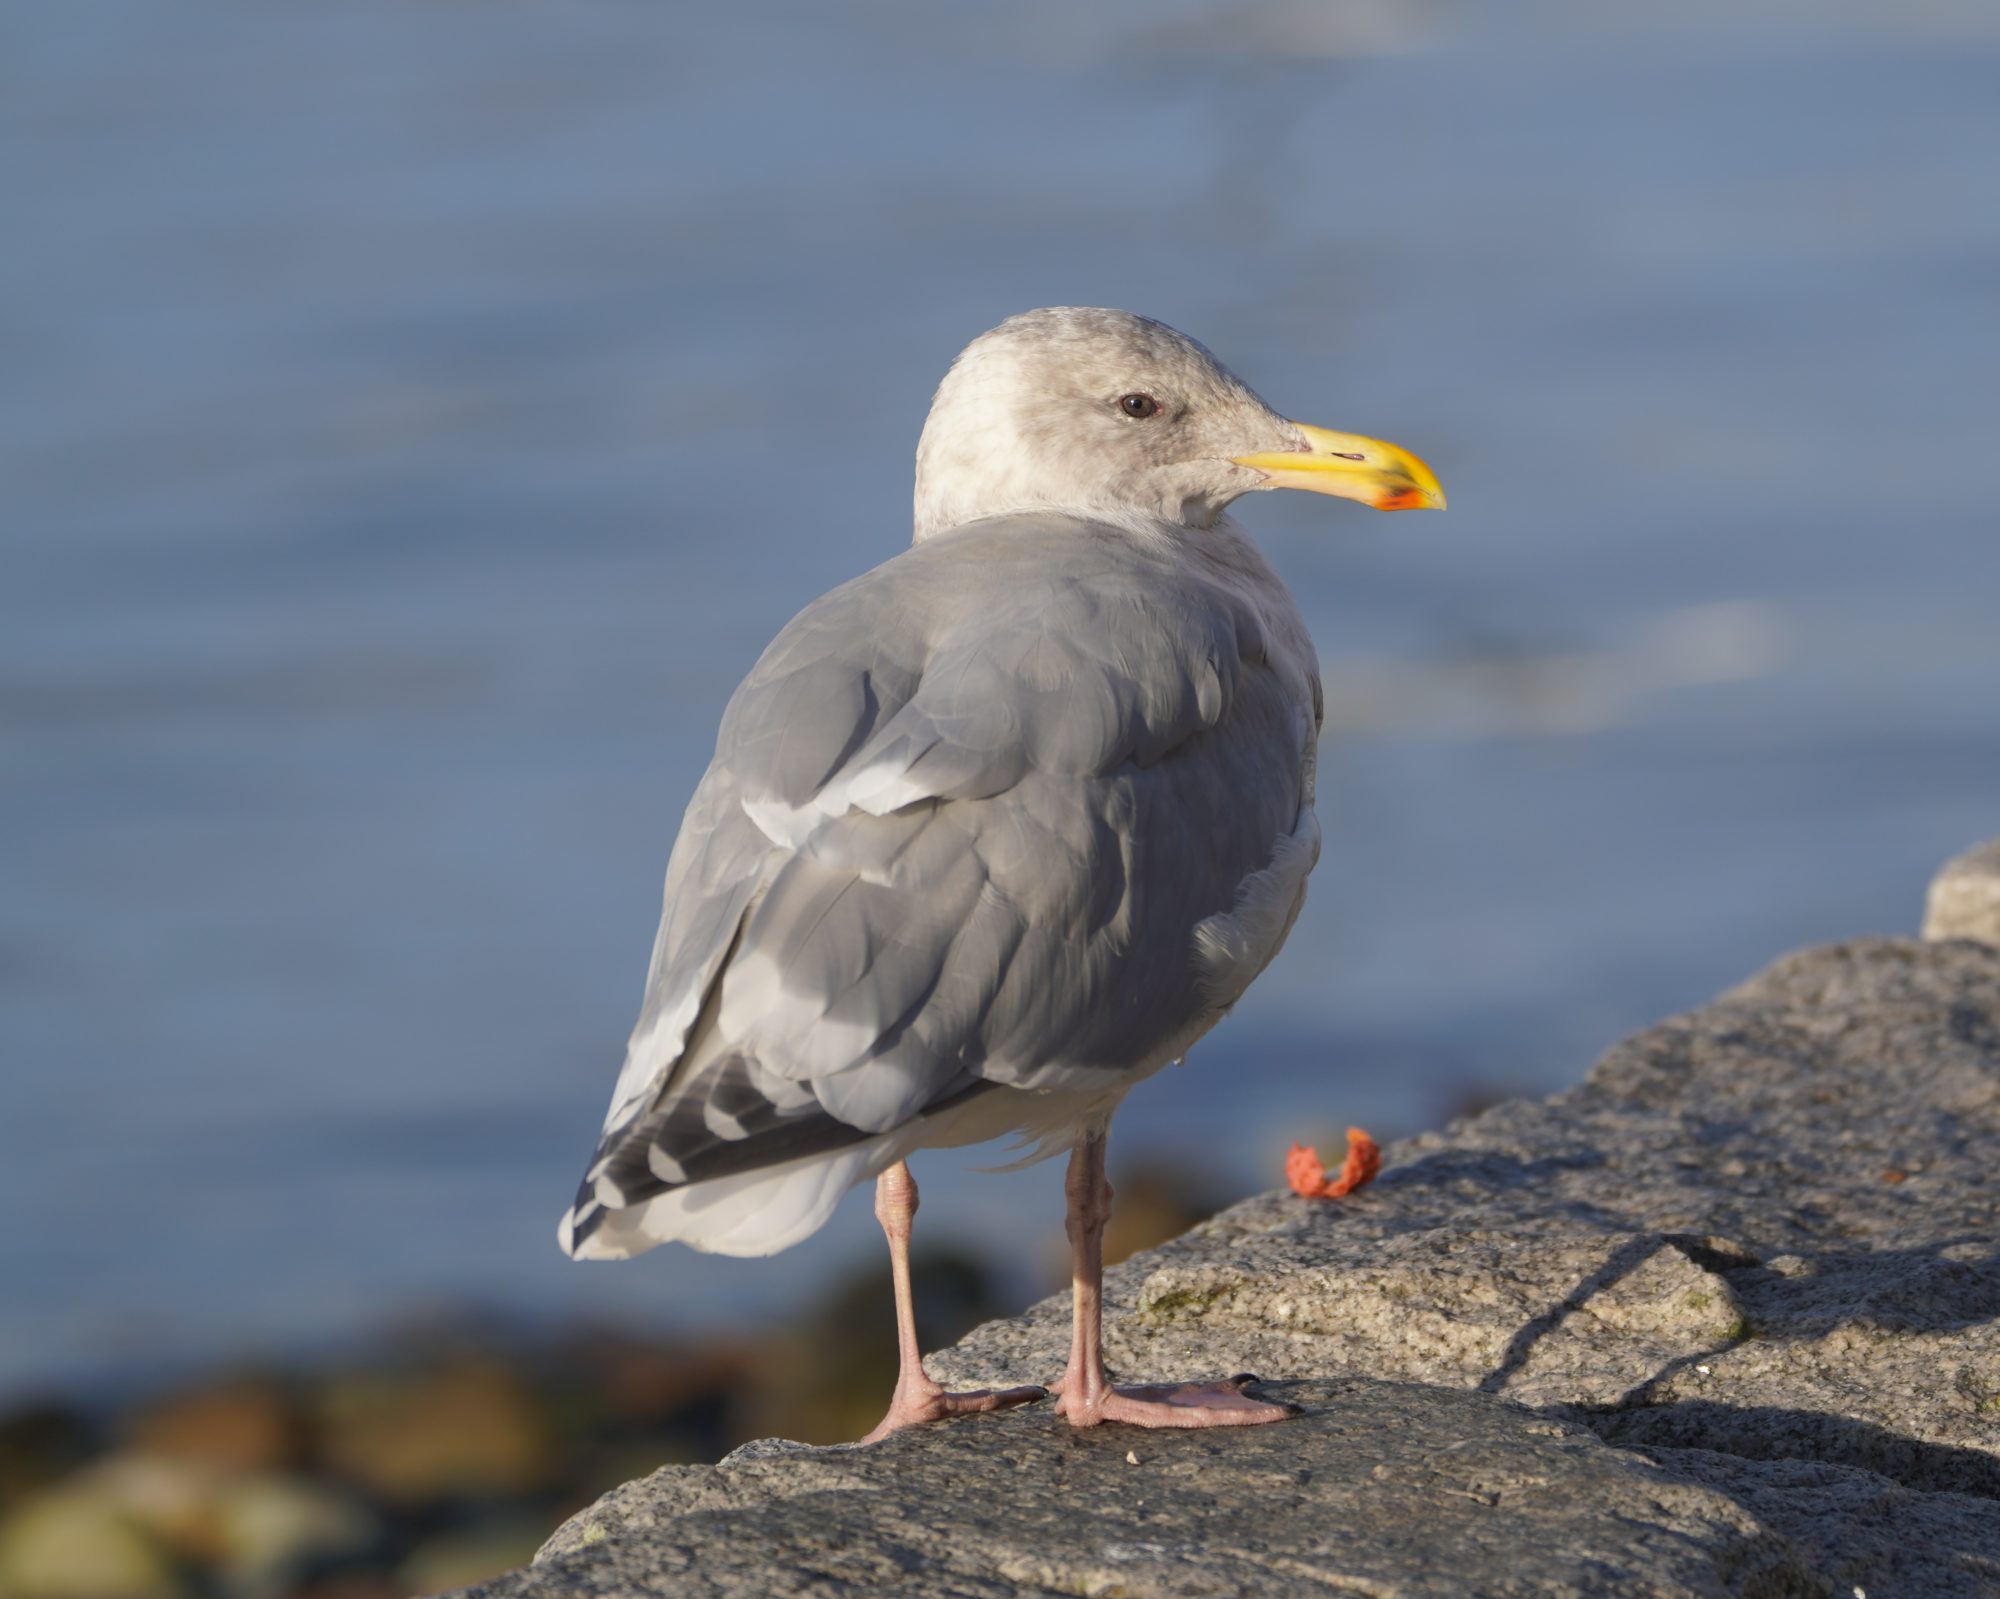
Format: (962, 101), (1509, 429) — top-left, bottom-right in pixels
(561, 518), (1316, 1257)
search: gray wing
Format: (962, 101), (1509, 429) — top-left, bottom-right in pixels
(565, 517), (1314, 1247)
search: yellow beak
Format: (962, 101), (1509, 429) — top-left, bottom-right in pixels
(1233, 423), (1446, 512)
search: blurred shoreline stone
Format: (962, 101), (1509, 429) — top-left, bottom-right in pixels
(0, 1318), (837, 1599)
(449, 845), (2000, 1599)
(0, 1480), (187, 1599)
(0, 1405), (95, 1507)
(126, 1376), (301, 1475)
(395, 1521), (548, 1596)
(0, 1455), (381, 1599)
(1923, 834), (2000, 946)
(318, 1358), (551, 1506)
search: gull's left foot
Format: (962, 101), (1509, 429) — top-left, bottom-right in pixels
(859, 1375), (1047, 1444)
(1054, 1371), (1299, 1429)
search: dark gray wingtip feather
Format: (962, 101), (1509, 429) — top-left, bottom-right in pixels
(559, 1192), (608, 1257)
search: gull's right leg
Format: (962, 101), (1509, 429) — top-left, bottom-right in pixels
(858, 1160), (1045, 1444)
(1052, 1128), (1298, 1429)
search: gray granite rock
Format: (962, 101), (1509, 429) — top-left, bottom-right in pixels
(1926, 837), (2000, 946)
(509, 1383), (1878, 1599)
(456, 932), (2000, 1599)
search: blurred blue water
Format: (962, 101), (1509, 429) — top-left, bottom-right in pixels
(3, 0), (1997, 1397)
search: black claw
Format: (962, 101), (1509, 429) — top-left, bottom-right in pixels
(1228, 1371), (1264, 1386)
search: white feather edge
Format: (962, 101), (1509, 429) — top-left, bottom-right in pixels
(1192, 802), (1320, 1010)
(602, 761), (943, 1132)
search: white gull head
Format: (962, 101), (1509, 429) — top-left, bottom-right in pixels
(910, 306), (1444, 544)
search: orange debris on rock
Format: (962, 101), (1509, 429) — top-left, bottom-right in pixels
(1286, 1128), (1382, 1199)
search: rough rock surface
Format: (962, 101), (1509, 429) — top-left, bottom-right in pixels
(457, 856), (2000, 1598)
(1927, 837), (2000, 946)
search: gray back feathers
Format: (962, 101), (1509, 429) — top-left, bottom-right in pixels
(563, 515), (1318, 1252)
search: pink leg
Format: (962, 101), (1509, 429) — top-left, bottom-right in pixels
(1053, 1129), (1298, 1429)
(858, 1160), (1045, 1444)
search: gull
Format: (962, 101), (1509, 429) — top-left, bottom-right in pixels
(558, 308), (1443, 1438)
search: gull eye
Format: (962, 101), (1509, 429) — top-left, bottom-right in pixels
(1118, 392), (1161, 420)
